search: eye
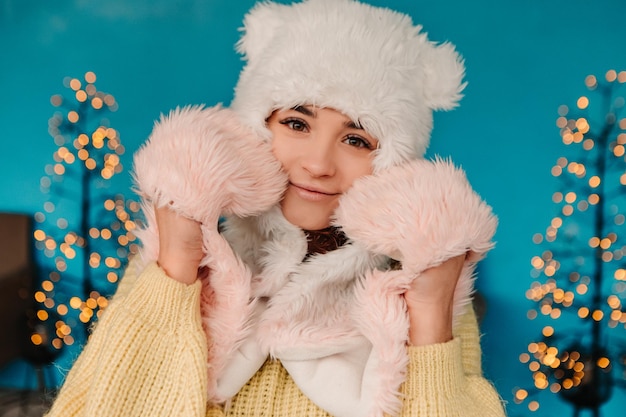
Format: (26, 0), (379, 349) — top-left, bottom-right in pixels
(343, 135), (373, 150)
(279, 118), (309, 133)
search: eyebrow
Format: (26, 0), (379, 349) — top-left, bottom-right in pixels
(292, 105), (363, 130)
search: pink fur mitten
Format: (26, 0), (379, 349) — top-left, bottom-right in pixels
(132, 105), (287, 401)
(132, 105), (287, 262)
(334, 157), (497, 315)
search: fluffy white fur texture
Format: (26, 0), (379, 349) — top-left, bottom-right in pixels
(131, 105), (287, 401)
(231, 0), (466, 171)
(334, 157), (498, 317)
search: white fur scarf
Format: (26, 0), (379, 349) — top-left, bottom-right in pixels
(132, 106), (498, 417)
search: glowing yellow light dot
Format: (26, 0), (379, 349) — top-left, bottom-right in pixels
(85, 71), (96, 83)
(600, 238), (612, 249)
(57, 305), (69, 316)
(78, 134), (89, 146)
(31, 334), (43, 345)
(610, 310), (622, 321)
(577, 96), (589, 109)
(607, 295), (621, 308)
(104, 199), (116, 210)
(69, 297), (82, 309)
(563, 379), (574, 389)
(34, 230), (46, 241)
(588, 194), (600, 205)
(542, 326), (554, 337)
(614, 145), (625, 157)
(592, 310), (604, 321)
(589, 237), (600, 247)
(54, 163), (65, 175)
(92, 97), (103, 109)
(562, 205), (574, 216)
(515, 389), (528, 401)
(69, 78), (82, 90)
(589, 176), (601, 188)
(34, 291), (46, 303)
(606, 69), (617, 82)
(101, 168), (113, 179)
(85, 158), (97, 170)
(101, 229), (112, 240)
(562, 132), (573, 145)
(86, 298), (98, 309)
(36, 310), (48, 321)
(68, 111), (79, 123)
(75, 90), (87, 102)
(534, 378), (549, 390)
(596, 357), (610, 369)
(107, 272), (119, 283)
(585, 75), (597, 88)
(41, 280), (54, 291)
(578, 307), (589, 318)
(575, 118), (589, 133)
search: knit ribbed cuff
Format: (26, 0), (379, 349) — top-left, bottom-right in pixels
(123, 261), (203, 331)
(404, 337), (464, 398)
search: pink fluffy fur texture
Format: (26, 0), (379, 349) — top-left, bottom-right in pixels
(133, 105), (286, 223)
(334, 157), (498, 317)
(131, 105), (287, 401)
(132, 105), (287, 265)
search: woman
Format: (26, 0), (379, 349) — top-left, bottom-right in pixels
(46, 0), (505, 416)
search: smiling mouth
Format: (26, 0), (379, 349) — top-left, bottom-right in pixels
(290, 183), (339, 201)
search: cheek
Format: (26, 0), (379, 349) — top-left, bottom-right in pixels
(270, 137), (293, 173)
(342, 156), (374, 190)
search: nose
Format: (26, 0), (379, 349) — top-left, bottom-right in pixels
(300, 133), (336, 177)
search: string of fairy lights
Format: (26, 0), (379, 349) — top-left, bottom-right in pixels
(29, 72), (141, 356)
(514, 70), (626, 414)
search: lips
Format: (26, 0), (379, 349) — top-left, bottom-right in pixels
(290, 182), (339, 202)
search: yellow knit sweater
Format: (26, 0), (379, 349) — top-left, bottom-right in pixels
(45, 261), (505, 417)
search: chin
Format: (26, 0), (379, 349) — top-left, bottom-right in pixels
(281, 206), (332, 230)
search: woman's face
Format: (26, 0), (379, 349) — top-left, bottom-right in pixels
(267, 106), (378, 230)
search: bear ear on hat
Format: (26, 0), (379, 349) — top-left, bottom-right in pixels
(421, 41), (467, 111)
(235, 1), (288, 62)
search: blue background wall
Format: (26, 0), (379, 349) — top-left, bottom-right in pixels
(1, 0), (626, 415)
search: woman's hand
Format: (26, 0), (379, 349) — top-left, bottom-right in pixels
(155, 205), (205, 285)
(404, 254), (466, 346)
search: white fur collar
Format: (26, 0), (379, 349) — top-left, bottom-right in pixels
(213, 206), (408, 417)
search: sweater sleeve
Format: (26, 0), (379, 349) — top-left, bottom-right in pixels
(397, 307), (506, 417)
(45, 261), (210, 417)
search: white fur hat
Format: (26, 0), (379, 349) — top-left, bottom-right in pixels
(230, 0), (466, 171)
